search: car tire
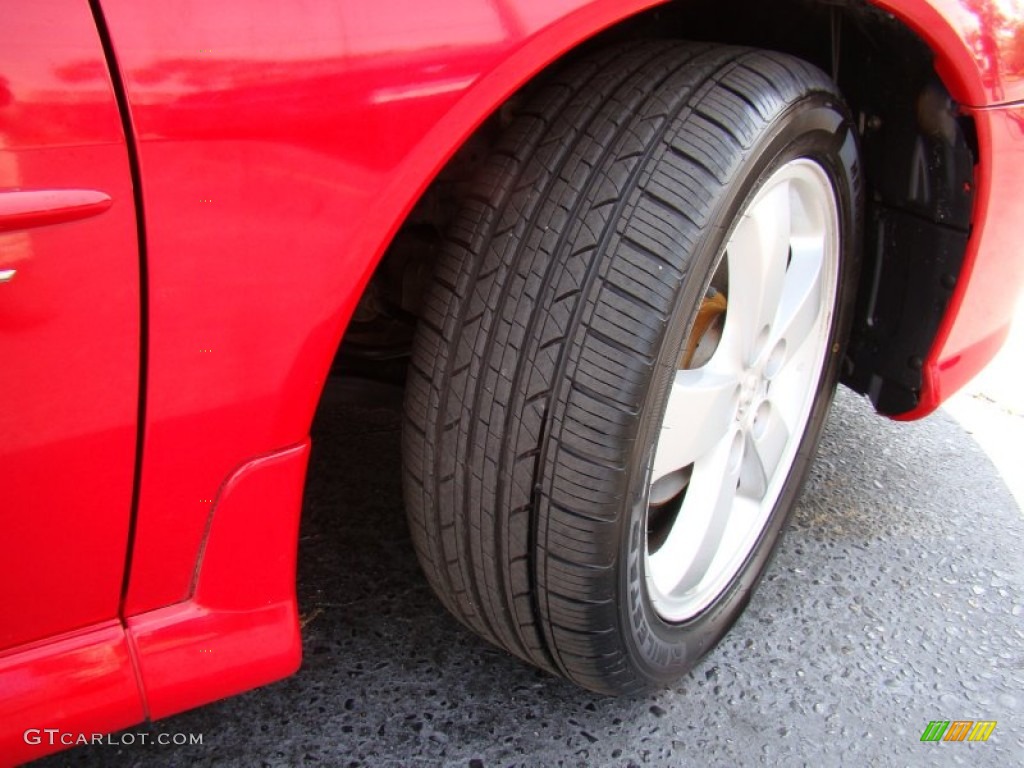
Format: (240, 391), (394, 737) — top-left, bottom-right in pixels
(402, 40), (861, 694)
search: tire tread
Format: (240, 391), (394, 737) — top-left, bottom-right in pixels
(403, 41), (844, 692)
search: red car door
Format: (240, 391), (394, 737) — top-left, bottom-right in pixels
(0, 2), (139, 650)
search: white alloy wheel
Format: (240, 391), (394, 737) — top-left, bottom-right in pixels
(646, 159), (840, 622)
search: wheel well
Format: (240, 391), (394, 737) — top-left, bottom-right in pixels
(335, 0), (977, 417)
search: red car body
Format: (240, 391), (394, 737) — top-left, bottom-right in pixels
(1, 0), (1021, 763)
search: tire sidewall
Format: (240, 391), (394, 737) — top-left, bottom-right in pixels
(619, 93), (863, 684)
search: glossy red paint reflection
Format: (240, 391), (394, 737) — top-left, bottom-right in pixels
(0, 622), (145, 765)
(957, 0), (1024, 102)
(127, 442), (308, 720)
(0, 189), (112, 233)
(875, 0), (1024, 105)
(0, 0), (138, 652)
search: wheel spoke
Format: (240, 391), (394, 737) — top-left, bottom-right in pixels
(724, 180), (792, 365)
(651, 367), (738, 483)
(648, 430), (744, 596)
(767, 234), (826, 374)
(770, 325), (821, 417)
(739, 402), (790, 499)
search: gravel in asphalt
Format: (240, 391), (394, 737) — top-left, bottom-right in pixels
(36, 385), (1024, 767)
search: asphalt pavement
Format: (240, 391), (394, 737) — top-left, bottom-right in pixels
(36, 370), (1024, 767)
